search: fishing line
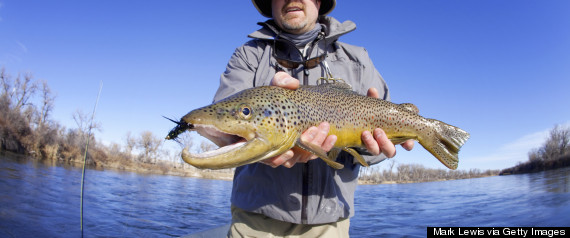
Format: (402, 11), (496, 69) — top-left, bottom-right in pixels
(80, 81), (103, 236)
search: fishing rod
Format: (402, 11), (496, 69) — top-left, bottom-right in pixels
(80, 81), (103, 236)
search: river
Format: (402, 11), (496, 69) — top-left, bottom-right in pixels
(1, 153), (568, 237)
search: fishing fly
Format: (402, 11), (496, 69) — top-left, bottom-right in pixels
(164, 116), (193, 142)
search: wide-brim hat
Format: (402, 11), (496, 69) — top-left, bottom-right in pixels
(252, 0), (336, 18)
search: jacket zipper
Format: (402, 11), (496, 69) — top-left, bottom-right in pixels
(301, 54), (310, 224)
(299, 33), (324, 224)
(301, 163), (309, 224)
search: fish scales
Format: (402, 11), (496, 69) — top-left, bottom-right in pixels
(168, 82), (470, 170)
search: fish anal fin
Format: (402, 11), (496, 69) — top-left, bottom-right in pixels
(296, 139), (344, 169)
(389, 136), (417, 145)
(342, 147), (369, 167)
(328, 148), (341, 161)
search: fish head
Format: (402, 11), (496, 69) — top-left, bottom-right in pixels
(180, 86), (301, 169)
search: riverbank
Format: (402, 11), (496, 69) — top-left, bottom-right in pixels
(74, 157), (501, 184)
(87, 157), (235, 181)
(358, 162), (500, 184)
(500, 154), (570, 175)
(500, 125), (570, 175)
(358, 174), (498, 185)
(98, 156), (234, 179)
(2, 150), (502, 184)
(0, 150), (235, 181)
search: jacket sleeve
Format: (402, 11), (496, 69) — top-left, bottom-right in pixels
(213, 40), (262, 102)
(358, 48), (390, 101)
(356, 48), (391, 166)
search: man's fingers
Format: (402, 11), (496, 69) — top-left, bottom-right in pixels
(322, 134), (337, 152)
(293, 147), (313, 163)
(374, 128), (396, 158)
(362, 130), (380, 155)
(262, 150), (294, 168)
(300, 126), (319, 144)
(263, 121), (338, 167)
(297, 122), (333, 162)
(367, 87), (380, 99)
(282, 155), (298, 168)
(312, 122), (330, 145)
(271, 71), (299, 90)
(402, 140), (414, 151)
(298, 134), (337, 163)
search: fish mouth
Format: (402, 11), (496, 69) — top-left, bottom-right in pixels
(189, 124), (251, 159)
(181, 124), (279, 169)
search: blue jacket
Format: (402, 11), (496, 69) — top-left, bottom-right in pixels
(214, 16), (389, 224)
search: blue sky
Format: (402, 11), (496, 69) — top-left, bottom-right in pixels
(1, 0), (569, 170)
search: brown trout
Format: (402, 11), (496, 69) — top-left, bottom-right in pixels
(167, 81), (469, 170)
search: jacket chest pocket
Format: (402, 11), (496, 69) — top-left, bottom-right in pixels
(324, 57), (363, 91)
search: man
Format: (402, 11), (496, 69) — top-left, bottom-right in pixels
(215, 0), (414, 237)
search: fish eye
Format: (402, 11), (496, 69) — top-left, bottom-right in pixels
(239, 104), (252, 119)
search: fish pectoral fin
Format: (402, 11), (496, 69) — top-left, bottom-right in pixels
(342, 147), (369, 167)
(296, 139), (344, 169)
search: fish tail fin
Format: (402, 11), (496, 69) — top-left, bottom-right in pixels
(418, 119), (470, 170)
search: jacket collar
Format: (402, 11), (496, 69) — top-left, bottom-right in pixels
(247, 16), (356, 43)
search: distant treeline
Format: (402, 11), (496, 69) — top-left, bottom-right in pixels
(500, 125), (570, 175)
(359, 160), (499, 184)
(0, 67), (232, 179)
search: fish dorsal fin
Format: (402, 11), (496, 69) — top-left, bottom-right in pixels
(399, 103), (419, 114)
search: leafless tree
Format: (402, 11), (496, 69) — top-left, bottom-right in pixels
(175, 132), (194, 150)
(72, 109), (101, 136)
(12, 72), (37, 111)
(1, 67), (10, 96)
(199, 140), (218, 153)
(388, 159), (396, 181)
(531, 124), (570, 162)
(37, 80), (55, 128)
(138, 131), (163, 163)
(125, 132), (136, 155)
(549, 124), (570, 158)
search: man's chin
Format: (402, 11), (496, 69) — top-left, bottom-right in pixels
(281, 20), (308, 33)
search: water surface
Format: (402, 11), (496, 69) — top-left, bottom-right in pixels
(1, 154), (568, 237)
(352, 169), (569, 237)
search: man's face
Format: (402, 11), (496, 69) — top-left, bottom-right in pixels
(272, 0), (321, 34)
